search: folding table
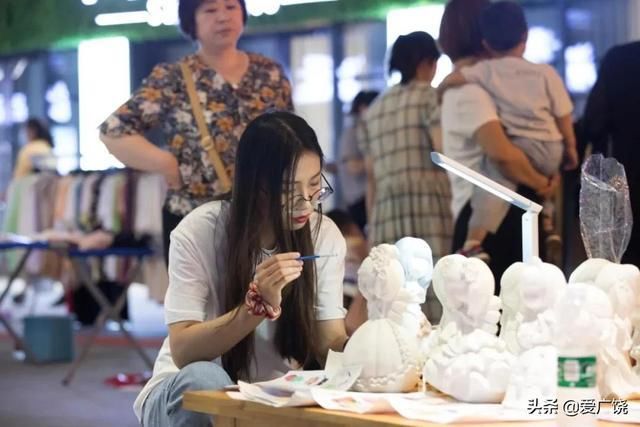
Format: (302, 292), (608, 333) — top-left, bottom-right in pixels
(62, 245), (154, 385)
(0, 235), (155, 385)
(0, 236), (54, 361)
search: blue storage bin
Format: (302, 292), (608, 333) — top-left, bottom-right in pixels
(23, 315), (74, 363)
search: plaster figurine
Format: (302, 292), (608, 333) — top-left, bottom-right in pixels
(499, 257), (566, 354)
(502, 346), (557, 409)
(356, 244), (405, 321)
(497, 258), (566, 409)
(422, 254), (514, 403)
(343, 241), (423, 392)
(430, 254), (501, 335)
(392, 237), (434, 338)
(343, 318), (422, 392)
(423, 326), (515, 402)
(569, 260), (640, 399)
(593, 263), (640, 399)
(567, 257), (610, 285)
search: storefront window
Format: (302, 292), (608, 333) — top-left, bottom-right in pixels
(78, 36), (130, 170)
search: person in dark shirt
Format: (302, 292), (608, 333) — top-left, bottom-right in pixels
(582, 41), (640, 266)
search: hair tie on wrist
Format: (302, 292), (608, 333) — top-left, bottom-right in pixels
(245, 280), (281, 321)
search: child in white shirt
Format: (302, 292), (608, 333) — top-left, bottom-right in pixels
(439, 0), (578, 261)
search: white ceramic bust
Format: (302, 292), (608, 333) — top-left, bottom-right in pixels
(343, 242), (422, 392)
(357, 244), (405, 320)
(499, 258), (566, 409)
(422, 254), (514, 403)
(431, 254), (501, 335)
(391, 237), (433, 337)
(569, 260), (640, 399)
(567, 257), (610, 284)
(499, 257), (566, 354)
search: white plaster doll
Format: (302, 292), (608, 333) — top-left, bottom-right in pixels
(431, 254), (500, 335)
(422, 255), (514, 403)
(343, 242), (422, 392)
(499, 257), (566, 354)
(567, 257), (610, 285)
(568, 260), (640, 399)
(356, 244), (404, 320)
(593, 263), (640, 399)
(423, 328), (515, 402)
(502, 346), (557, 409)
(499, 258), (566, 409)
(392, 237), (433, 338)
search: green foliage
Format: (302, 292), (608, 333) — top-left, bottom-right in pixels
(0, 0), (436, 55)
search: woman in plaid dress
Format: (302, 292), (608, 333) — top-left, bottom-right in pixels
(358, 32), (453, 262)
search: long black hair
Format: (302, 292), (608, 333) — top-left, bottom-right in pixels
(349, 90), (379, 116)
(222, 111), (323, 381)
(389, 31), (440, 85)
(25, 118), (53, 147)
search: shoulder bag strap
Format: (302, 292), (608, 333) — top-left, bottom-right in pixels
(179, 62), (232, 193)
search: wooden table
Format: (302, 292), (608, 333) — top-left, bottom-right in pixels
(183, 391), (635, 427)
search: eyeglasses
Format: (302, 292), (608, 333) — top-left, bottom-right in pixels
(286, 173), (334, 209)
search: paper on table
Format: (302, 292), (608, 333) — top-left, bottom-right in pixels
(387, 395), (555, 424)
(248, 370), (330, 393)
(311, 389), (434, 414)
(253, 367), (362, 393)
(232, 365), (363, 408)
(236, 382), (315, 407)
(324, 350), (345, 376)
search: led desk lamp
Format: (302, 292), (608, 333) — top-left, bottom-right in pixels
(430, 152), (542, 262)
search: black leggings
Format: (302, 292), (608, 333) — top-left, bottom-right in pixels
(347, 198), (367, 234)
(162, 206), (185, 268)
(452, 186), (546, 294)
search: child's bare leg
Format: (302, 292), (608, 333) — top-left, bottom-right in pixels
(542, 197), (555, 233)
(458, 228), (491, 263)
(465, 227), (489, 247)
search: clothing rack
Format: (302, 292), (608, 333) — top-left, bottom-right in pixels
(0, 169), (168, 301)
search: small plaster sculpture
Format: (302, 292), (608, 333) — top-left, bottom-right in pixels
(569, 260), (640, 399)
(422, 255), (514, 403)
(343, 240), (430, 392)
(499, 257), (566, 354)
(499, 258), (566, 409)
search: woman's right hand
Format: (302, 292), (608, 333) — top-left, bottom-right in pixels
(253, 252), (303, 308)
(162, 152), (183, 190)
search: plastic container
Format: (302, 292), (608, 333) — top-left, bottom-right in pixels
(554, 284), (599, 427)
(23, 315), (74, 363)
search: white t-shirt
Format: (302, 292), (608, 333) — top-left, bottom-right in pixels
(133, 201), (347, 421)
(441, 84), (500, 219)
(460, 57), (573, 142)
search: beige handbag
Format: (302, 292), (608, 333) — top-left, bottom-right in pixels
(180, 62), (232, 193)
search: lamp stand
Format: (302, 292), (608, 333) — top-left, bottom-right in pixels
(522, 210), (539, 262)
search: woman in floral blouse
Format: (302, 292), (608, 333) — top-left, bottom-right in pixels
(99, 0), (293, 263)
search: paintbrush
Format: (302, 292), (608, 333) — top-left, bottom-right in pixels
(297, 254), (338, 261)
